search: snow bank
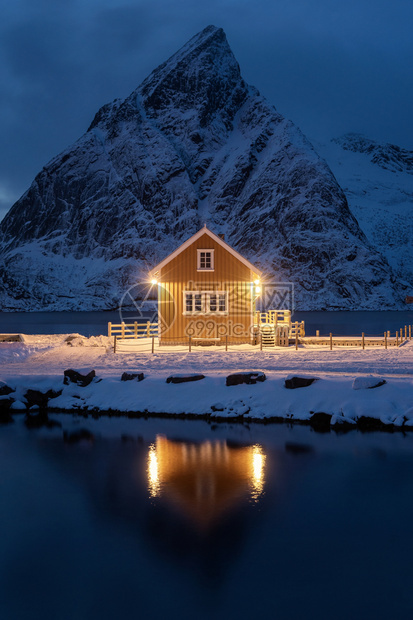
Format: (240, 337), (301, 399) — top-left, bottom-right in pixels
(1, 335), (413, 429)
(1, 371), (413, 429)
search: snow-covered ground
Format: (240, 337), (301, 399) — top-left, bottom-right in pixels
(1, 334), (413, 427)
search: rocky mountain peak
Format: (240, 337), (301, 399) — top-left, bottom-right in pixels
(0, 28), (406, 310)
(140, 25), (239, 99)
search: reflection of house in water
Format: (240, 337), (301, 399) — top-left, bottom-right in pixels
(143, 436), (269, 586)
(147, 436), (266, 530)
(38, 432), (272, 585)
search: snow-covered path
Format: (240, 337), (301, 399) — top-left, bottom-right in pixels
(1, 335), (412, 378)
(1, 335), (413, 426)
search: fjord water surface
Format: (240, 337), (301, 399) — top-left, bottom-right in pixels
(1, 417), (412, 620)
(0, 310), (412, 337)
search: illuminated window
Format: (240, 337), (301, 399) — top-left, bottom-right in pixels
(194, 293), (203, 312)
(185, 293), (193, 313)
(197, 249), (214, 271)
(184, 291), (227, 314)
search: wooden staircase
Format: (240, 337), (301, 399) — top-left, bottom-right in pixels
(255, 310), (305, 347)
(260, 324), (290, 347)
(260, 324), (275, 347)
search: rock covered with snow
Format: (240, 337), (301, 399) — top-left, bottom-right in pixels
(317, 134), (413, 292)
(0, 26), (405, 310)
(352, 376), (386, 390)
(333, 133), (413, 175)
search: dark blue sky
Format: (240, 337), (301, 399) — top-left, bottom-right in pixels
(1, 0), (412, 220)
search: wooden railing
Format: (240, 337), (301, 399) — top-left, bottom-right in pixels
(108, 321), (158, 339)
(290, 321), (305, 338)
(255, 309), (292, 327)
(255, 310), (304, 338)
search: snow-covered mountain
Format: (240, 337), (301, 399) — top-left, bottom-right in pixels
(0, 26), (405, 310)
(317, 134), (413, 291)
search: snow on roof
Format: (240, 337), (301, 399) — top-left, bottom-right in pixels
(149, 225), (262, 277)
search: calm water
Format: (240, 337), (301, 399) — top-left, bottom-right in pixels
(1, 417), (413, 620)
(0, 310), (412, 337)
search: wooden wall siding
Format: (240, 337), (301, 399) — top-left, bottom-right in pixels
(158, 233), (259, 344)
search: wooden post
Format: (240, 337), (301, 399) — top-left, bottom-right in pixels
(260, 332), (263, 351)
(134, 321), (138, 337)
(405, 326), (407, 339)
(396, 331), (399, 346)
(152, 336), (155, 354)
(147, 321), (150, 337)
(114, 336), (117, 353)
(189, 336), (192, 352)
(121, 322), (125, 338)
(384, 332), (387, 349)
(400, 329), (403, 344)
(108, 322), (112, 337)
(329, 333), (332, 350)
(362, 332), (365, 350)
(225, 335), (228, 352)
(295, 331), (298, 350)
(409, 325), (412, 340)
(316, 330), (320, 337)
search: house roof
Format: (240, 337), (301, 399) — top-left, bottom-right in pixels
(149, 225), (262, 277)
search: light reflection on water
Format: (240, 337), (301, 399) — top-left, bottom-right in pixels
(2, 418), (413, 620)
(146, 437), (266, 527)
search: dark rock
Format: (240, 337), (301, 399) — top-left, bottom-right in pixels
(63, 369), (96, 387)
(226, 372), (266, 386)
(330, 416), (357, 431)
(0, 335), (22, 342)
(63, 428), (94, 443)
(310, 412), (332, 432)
(211, 403), (225, 412)
(166, 374), (205, 384)
(0, 382), (14, 396)
(64, 334), (83, 344)
(357, 416), (389, 430)
(121, 372), (144, 382)
(285, 442), (314, 454)
(285, 376), (318, 389)
(368, 380), (387, 389)
(0, 398), (13, 424)
(24, 389), (62, 409)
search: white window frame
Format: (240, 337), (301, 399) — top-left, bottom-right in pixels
(197, 249), (214, 271)
(183, 291), (228, 315)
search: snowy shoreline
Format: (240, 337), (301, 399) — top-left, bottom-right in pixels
(1, 334), (413, 431)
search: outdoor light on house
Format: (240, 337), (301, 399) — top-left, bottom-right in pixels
(253, 278), (261, 295)
(148, 224), (263, 345)
(110, 226), (303, 348)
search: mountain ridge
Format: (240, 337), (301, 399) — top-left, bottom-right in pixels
(0, 26), (405, 311)
(318, 133), (413, 290)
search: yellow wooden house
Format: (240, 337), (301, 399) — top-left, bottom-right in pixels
(149, 225), (262, 345)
